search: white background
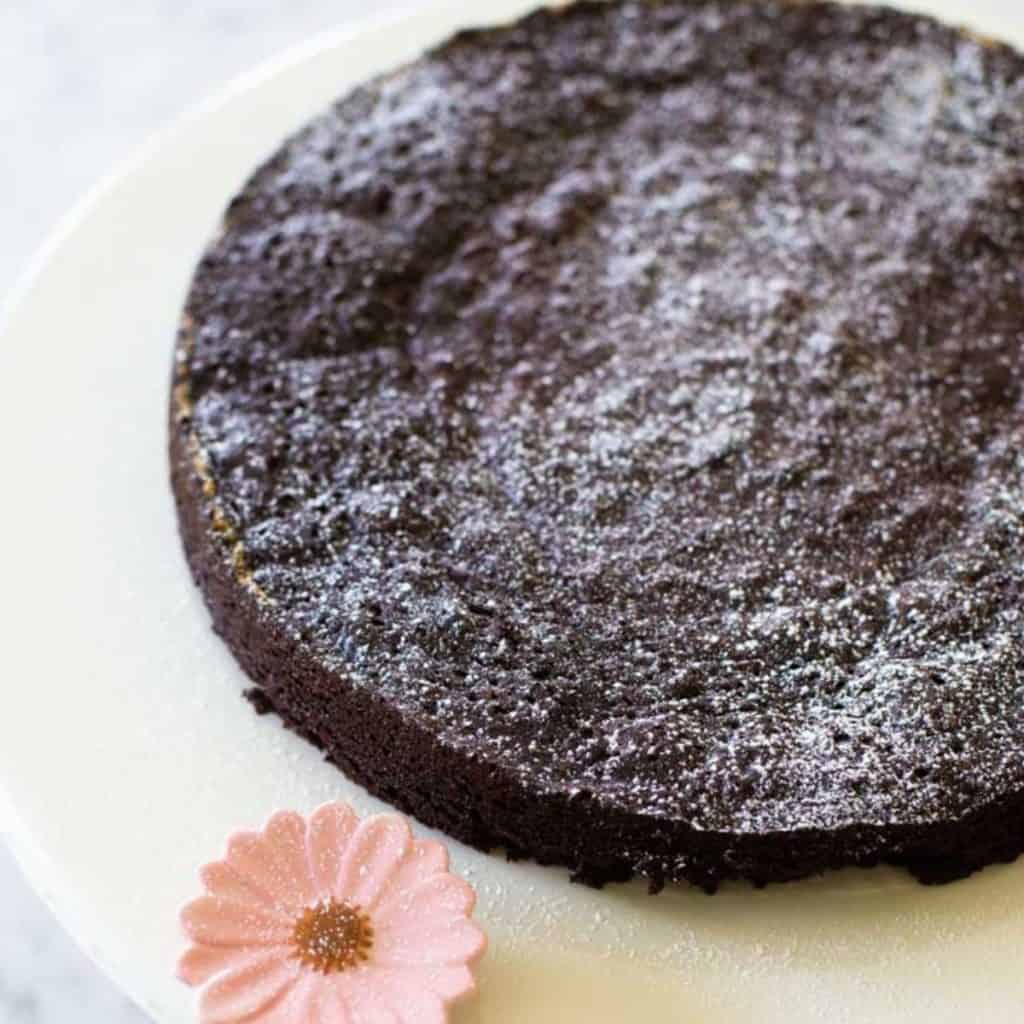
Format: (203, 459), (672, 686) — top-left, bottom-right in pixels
(0, 4), (402, 1020)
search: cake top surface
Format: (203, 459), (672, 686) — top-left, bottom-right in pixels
(180, 0), (1024, 834)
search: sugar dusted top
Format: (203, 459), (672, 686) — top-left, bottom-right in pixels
(178, 0), (1024, 838)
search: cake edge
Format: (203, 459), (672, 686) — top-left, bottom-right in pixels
(169, 317), (1024, 892)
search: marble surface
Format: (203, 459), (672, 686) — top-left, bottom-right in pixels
(0, 843), (148, 1023)
(0, 3), (403, 1021)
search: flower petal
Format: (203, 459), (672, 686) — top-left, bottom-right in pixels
(335, 816), (412, 910)
(176, 942), (290, 987)
(200, 861), (276, 909)
(180, 895), (293, 947)
(336, 972), (410, 1024)
(265, 811), (318, 908)
(307, 802), (359, 900)
(226, 812), (315, 913)
(357, 973), (446, 1024)
(374, 917), (486, 968)
(351, 1007), (399, 1024)
(385, 965), (476, 1003)
(373, 840), (448, 919)
(349, 965), (476, 1012)
(249, 972), (317, 1024)
(316, 976), (354, 1024)
(198, 952), (299, 1023)
(375, 874), (475, 935)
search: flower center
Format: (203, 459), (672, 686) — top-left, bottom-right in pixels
(290, 900), (374, 974)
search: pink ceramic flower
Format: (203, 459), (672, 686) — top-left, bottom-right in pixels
(177, 803), (486, 1023)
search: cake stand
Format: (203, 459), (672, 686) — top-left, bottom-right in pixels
(2, 1), (1024, 1020)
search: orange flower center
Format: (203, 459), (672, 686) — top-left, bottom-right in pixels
(291, 900), (374, 974)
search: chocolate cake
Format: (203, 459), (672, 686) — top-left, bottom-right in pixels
(170, 0), (1024, 890)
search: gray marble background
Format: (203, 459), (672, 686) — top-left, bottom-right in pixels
(0, 3), (405, 1021)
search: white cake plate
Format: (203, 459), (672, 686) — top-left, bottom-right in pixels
(2, 1), (1024, 1021)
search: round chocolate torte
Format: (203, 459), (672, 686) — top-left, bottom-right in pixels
(171, 0), (1024, 890)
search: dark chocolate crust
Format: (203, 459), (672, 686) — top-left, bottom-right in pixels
(170, 0), (1024, 890)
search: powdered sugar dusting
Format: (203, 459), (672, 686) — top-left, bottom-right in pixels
(179, 0), (1024, 879)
